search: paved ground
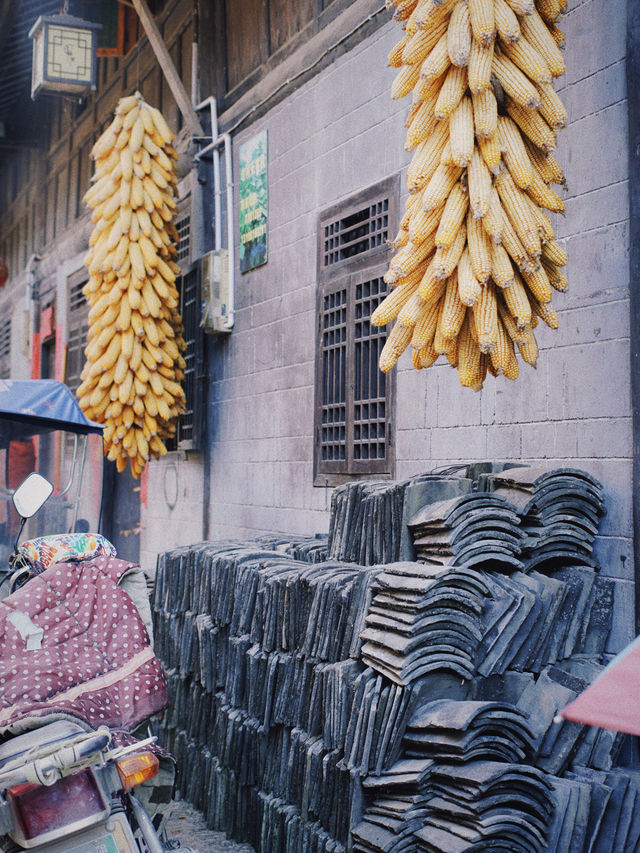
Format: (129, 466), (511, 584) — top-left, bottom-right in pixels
(166, 798), (255, 852)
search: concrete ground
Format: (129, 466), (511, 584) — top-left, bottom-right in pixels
(166, 799), (255, 853)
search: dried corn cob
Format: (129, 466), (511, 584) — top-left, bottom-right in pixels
(449, 96), (475, 166)
(466, 212), (492, 282)
(457, 247), (482, 306)
(520, 9), (566, 76)
(468, 38), (494, 92)
(439, 270), (467, 338)
(472, 88), (498, 139)
(493, 0), (520, 42)
(492, 50), (542, 109)
(434, 65), (469, 118)
(498, 115), (535, 189)
(467, 147), (492, 218)
(379, 323), (413, 371)
(467, 0), (495, 46)
(447, 0), (472, 66)
(435, 181), (469, 248)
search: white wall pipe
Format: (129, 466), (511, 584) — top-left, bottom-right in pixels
(194, 98), (235, 330)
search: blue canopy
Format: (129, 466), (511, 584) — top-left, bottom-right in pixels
(0, 380), (103, 446)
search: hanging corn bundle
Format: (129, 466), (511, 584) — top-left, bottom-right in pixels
(76, 91), (187, 476)
(377, 0), (568, 390)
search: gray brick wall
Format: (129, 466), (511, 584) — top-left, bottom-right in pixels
(141, 3), (633, 651)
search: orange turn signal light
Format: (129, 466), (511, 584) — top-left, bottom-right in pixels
(116, 751), (159, 792)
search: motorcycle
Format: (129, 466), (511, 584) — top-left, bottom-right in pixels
(0, 382), (197, 853)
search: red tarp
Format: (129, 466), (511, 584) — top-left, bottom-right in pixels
(560, 635), (640, 736)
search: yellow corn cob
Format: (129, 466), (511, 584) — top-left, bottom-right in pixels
(433, 219), (467, 279)
(407, 118), (450, 192)
(536, 81), (569, 129)
(398, 291), (429, 328)
(415, 0), (458, 29)
(435, 182), (469, 248)
(445, 337), (459, 367)
(434, 65), (468, 118)
(411, 298), (441, 348)
(391, 227), (410, 249)
(447, 0), (472, 66)
(526, 171), (565, 212)
(423, 162), (464, 209)
(494, 168), (541, 258)
(404, 16), (449, 64)
(467, 0), (494, 45)
(388, 34), (409, 67)
(502, 272), (532, 327)
(506, 98), (556, 153)
(541, 258), (567, 292)
(493, 0), (520, 42)
(388, 262), (426, 292)
(473, 281), (498, 353)
(477, 132), (503, 174)
(525, 195), (555, 241)
(439, 269), (467, 338)
(419, 32), (451, 83)
(548, 23), (565, 48)
(468, 38), (494, 93)
(492, 50), (542, 109)
(418, 259), (448, 301)
(524, 139), (565, 184)
(521, 265), (552, 303)
(482, 188), (504, 243)
(496, 199), (529, 269)
(467, 148), (492, 219)
(471, 88), (498, 138)
(385, 237), (436, 283)
(521, 10), (566, 76)
(449, 96), (474, 166)
(502, 37), (552, 85)
(466, 213), (492, 282)
(504, 0), (534, 14)
(490, 241), (515, 288)
(531, 296), (559, 329)
(498, 115), (535, 189)
(498, 300), (529, 345)
(541, 238), (567, 266)
(433, 302), (456, 353)
(517, 324), (539, 366)
(537, 0), (565, 21)
(379, 322), (413, 371)
(399, 0), (424, 29)
(392, 62), (422, 99)
(490, 317), (516, 375)
(413, 63), (448, 104)
(409, 202), (444, 244)
(440, 138), (454, 166)
(405, 84), (440, 149)
(457, 314), (483, 387)
(405, 102), (421, 131)
(414, 339), (440, 369)
(457, 247), (482, 306)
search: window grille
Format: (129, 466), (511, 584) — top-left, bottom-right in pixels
(322, 198), (389, 268)
(66, 270), (89, 394)
(175, 208), (191, 265)
(0, 317), (10, 378)
(174, 263), (203, 448)
(314, 175), (398, 485)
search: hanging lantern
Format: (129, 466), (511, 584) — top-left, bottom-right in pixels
(29, 14), (101, 99)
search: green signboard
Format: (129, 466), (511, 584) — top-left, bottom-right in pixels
(238, 130), (268, 273)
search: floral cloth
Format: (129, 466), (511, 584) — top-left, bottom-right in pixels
(18, 533), (117, 571)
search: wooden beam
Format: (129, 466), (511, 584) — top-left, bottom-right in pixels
(130, 0), (204, 136)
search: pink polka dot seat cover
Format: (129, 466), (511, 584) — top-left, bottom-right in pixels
(0, 555), (168, 736)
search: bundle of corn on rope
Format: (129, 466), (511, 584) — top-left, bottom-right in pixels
(375, 0), (568, 390)
(76, 92), (187, 476)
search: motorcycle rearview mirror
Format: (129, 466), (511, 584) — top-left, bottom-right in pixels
(12, 473), (54, 520)
(11, 474), (53, 554)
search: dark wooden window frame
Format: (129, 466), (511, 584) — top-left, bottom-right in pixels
(0, 314), (10, 379)
(66, 267), (90, 393)
(313, 175), (399, 487)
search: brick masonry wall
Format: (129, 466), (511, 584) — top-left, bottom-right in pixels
(141, 1), (633, 652)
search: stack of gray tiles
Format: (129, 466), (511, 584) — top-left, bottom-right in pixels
(152, 463), (637, 853)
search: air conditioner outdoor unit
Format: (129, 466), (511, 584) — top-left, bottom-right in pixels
(200, 249), (231, 334)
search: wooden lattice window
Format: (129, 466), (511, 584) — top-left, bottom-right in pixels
(173, 262), (204, 449)
(314, 177), (398, 485)
(0, 316), (10, 379)
(66, 270), (89, 393)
